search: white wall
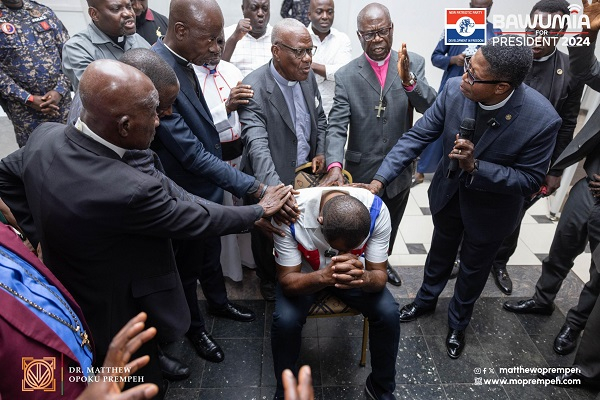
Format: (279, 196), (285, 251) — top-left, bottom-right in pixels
(50, 0), (585, 93)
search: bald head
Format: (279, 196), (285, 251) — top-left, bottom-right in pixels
(357, 2), (390, 27)
(165, 0), (224, 65)
(79, 60), (159, 150)
(169, 0), (221, 27)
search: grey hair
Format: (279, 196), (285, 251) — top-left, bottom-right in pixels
(272, 18), (308, 44)
(357, 3), (391, 28)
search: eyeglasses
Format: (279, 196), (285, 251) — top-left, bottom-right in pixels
(358, 26), (393, 42)
(463, 56), (511, 86)
(277, 42), (317, 59)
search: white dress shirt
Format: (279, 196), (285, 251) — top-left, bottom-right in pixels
(193, 60), (243, 142)
(193, 60), (255, 280)
(309, 25), (353, 116)
(224, 24), (273, 78)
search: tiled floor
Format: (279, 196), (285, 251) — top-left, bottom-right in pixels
(166, 181), (599, 400)
(1, 118), (598, 399)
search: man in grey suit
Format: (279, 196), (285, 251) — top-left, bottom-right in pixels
(323, 3), (436, 287)
(239, 18), (326, 300)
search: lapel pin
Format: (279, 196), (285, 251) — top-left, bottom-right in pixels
(505, 114), (512, 121)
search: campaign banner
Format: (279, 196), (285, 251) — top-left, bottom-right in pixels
(445, 8), (487, 45)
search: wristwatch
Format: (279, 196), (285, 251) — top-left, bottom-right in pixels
(402, 72), (417, 87)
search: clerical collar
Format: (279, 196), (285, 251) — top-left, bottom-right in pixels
(106, 33), (126, 45)
(533, 48), (557, 63)
(75, 118), (126, 158)
(163, 40), (192, 68)
(478, 89), (515, 111)
(364, 52), (391, 67)
(270, 61), (298, 87)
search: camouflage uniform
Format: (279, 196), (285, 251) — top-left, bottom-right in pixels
(0, 0), (71, 147)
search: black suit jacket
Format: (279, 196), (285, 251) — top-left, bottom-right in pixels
(553, 42), (600, 180)
(0, 123), (258, 354)
(151, 38), (256, 203)
(524, 50), (584, 175)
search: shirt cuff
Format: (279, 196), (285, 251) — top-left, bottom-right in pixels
(403, 81), (417, 92)
(327, 162), (343, 171)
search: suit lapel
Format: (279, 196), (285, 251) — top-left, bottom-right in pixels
(382, 51), (399, 97)
(152, 40), (215, 126)
(267, 70), (296, 133)
(473, 87), (523, 157)
(553, 104), (600, 170)
(357, 55), (383, 94)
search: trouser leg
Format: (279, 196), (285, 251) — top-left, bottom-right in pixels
(415, 194), (464, 307)
(333, 287), (400, 394)
(271, 284), (316, 397)
(533, 179), (592, 306)
(381, 187), (410, 254)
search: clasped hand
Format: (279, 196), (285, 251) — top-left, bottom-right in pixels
(325, 253), (366, 289)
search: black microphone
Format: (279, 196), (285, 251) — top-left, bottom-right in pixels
(446, 118), (476, 179)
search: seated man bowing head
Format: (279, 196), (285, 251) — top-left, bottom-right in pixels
(271, 187), (400, 400)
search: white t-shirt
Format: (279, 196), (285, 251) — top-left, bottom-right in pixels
(273, 187), (391, 273)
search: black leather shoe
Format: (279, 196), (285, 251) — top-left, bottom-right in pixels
(446, 328), (466, 359)
(187, 331), (224, 363)
(502, 298), (554, 315)
(260, 280), (276, 302)
(399, 302), (435, 322)
(553, 324), (581, 355)
(386, 262), (402, 286)
(158, 348), (190, 381)
(538, 371), (600, 388)
(492, 266), (513, 295)
(208, 302), (256, 322)
(364, 375), (396, 399)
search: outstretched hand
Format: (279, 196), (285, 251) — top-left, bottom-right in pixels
(76, 312), (159, 400)
(583, 0), (600, 33)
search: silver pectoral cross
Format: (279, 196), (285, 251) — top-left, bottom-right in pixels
(375, 88), (386, 118)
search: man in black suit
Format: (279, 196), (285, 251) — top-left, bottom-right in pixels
(150, 0), (290, 363)
(0, 59), (291, 397)
(528, 0), (600, 387)
(362, 38), (561, 359)
(490, 0), (584, 296)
